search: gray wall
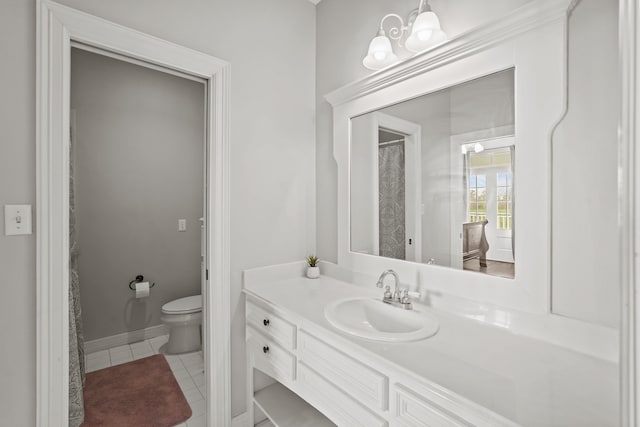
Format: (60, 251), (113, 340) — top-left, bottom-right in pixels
(0, 2), (36, 423)
(71, 49), (204, 341)
(0, 0), (315, 423)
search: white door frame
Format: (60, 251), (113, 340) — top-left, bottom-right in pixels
(35, 2), (231, 426)
(449, 134), (515, 268)
(370, 112), (422, 262)
(620, 0), (639, 425)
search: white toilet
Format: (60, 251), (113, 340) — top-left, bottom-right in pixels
(161, 295), (202, 354)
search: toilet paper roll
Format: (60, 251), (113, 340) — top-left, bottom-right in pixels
(135, 281), (150, 299)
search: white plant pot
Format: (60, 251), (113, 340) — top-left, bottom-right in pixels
(306, 266), (320, 279)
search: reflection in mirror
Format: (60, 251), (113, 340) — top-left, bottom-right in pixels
(350, 69), (515, 279)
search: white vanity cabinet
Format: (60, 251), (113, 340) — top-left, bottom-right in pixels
(245, 294), (517, 427)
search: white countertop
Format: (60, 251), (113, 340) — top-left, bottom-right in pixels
(244, 275), (619, 427)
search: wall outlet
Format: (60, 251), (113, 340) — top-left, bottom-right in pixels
(178, 219), (187, 232)
(5, 205), (32, 236)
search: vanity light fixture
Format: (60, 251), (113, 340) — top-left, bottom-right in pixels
(362, 0), (447, 71)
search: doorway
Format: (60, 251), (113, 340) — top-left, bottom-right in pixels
(36, 2), (230, 425)
(69, 46), (207, 425)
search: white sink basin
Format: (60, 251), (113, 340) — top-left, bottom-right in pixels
(324, 297), (439, 342)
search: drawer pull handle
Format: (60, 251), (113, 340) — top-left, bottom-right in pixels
(262, 346), (270, 354)
(263, 319), (270, 326)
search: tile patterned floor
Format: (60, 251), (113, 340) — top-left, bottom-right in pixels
(85, 335), (205, 427)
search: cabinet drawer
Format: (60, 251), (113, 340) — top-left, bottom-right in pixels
(393, 385), (475, 427)
(298, 330), (388, 411)
(298, 362), (387, 427)
(247, 299), (296, 350)
(247, 326), (296, 383)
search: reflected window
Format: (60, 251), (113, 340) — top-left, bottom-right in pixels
(497, 172), (512, 230)
(469, 174), (487, 222)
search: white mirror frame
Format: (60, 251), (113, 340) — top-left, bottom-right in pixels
(35, 1), (231, 426)
(327, 0), (575, 315)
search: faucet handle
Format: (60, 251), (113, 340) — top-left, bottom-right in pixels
(407, 290), (421, 300)
(400, 289), (410, 303)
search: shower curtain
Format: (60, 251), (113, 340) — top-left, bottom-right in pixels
(378, 142), (406, 260)
(69, 131), (85, 427)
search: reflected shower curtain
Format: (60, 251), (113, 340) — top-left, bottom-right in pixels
(378, 142), (406, 260)
(69, 134), (85, 427)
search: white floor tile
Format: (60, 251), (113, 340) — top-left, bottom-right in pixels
(86, 357), (110, 373)
(170, 367), (191, 381)
(165, 354), (184, 366)
(186, 414), (206, 427)
(177, 375), (197, 392)
(86, 349), (109, 360)
(130, 340), (153, 353)
(196, 384), (206, 396)
(132, 347), (154, 360)
(182, 387), (203, 404)
(186, 362), (204, 376)
(192, 372), (205, 387)
(84, 352), (110, 368)
(110, 353), (133, 366)
(179, 353), (202, 366)
(188, 400), (206, 418)
(109, 344), (131, 354)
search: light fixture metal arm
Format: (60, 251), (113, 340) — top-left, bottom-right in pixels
(378, 13), (408, 42)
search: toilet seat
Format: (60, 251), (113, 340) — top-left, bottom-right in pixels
(162, 295), (202, 315)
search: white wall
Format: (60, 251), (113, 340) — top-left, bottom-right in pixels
(350, 114), (377, 255)
(551, 0), (619, 328)
(0, 0), (315, 422)
(71, 49), (204, 341)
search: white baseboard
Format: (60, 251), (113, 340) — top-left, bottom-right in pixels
(84, 324), (169, 354)
(232, 411), (251, 427)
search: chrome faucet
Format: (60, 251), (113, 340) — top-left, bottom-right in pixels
(376, 269), (415, 309)
(376, 270), (400, 302)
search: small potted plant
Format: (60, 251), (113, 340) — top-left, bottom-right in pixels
(305, 255), (320, 279)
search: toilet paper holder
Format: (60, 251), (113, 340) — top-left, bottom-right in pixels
(128, 275), (156, 290)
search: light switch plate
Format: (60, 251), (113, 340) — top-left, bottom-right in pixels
(5, 204), (32, 236)
(178, 219), (187, 232)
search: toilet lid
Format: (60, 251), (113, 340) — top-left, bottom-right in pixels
(162, 295), (202, 314)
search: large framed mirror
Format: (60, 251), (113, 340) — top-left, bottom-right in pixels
(327, 0), (572, 313)
(350, 69), (516, 279)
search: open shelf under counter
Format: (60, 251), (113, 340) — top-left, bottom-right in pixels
(253, 382), (336, 427)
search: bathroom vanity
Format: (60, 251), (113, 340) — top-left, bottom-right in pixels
(244, 0), (621, 425)
(243, 271), (617, 427)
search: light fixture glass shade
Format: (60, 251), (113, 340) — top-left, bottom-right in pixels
(405, 11), (447, 53)
(362, 34), (399, 70)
